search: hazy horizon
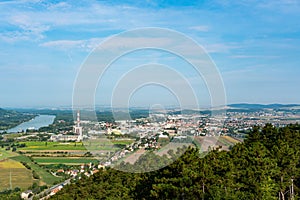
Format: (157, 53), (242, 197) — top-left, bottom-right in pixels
(2, 102), (300, 110)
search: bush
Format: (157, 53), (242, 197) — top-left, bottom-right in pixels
(32, 170), (40, 179)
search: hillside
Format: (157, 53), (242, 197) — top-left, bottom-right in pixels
(52, 123), (300, 200)
(228, 103), (300, 110)
(0, 108), (36, 131)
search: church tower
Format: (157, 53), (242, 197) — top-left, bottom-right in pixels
(73, 110), (83, 141)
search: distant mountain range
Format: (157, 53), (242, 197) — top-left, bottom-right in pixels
(2, 103), (300, 115)
(228, 103), (300, 110)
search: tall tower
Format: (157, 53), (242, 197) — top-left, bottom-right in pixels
(73, 110), (83, 141)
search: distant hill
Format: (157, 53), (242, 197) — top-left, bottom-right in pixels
(228, 103), (300, 110)
(0, 108), (36, 131)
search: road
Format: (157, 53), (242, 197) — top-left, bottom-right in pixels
(33, 178), (72, 200)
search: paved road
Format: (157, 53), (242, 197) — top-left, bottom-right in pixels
(34, 178), (72, 200)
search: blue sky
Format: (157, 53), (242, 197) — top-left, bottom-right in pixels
(0, 0), (300, 108)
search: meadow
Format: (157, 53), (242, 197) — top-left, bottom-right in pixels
(33, 157), (98, 165)
(20, 140), (134, 151)
(20, 141), (87, 151)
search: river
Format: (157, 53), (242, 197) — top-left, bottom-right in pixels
(6, 115), (56, 133)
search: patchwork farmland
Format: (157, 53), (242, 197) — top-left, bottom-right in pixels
(0, 149), (33, 191)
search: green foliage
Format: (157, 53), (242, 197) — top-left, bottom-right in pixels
(32, 170), (40, 179)
(51, 124), (300, 199)
(0, 108), (37, 131)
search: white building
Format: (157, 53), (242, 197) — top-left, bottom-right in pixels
(73, 110), (83, 141)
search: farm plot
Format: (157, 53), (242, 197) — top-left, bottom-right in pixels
(33, 157), (98, 165)
(20, 141), (87, 151)
(0, 159), (33, 191)
(11, 155), (61, 185)
(194, 136), (241, 151)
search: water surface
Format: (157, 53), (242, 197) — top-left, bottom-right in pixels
(6, 115), (55, 133)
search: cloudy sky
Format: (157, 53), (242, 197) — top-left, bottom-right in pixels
(1, 0), (300, 108)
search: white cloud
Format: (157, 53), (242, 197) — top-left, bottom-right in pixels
(0, 12), (50, 42)
(189, 25), (210, 32)
(230, 55), (280, 59)
(257, 0), (300, 13)
(203, 43), (241, 53)
(46, 2), (71, 10)
(13, 18), (49, 37)
(0, 31), (31, 42)
(0, 0), (41, 5)
(40, 38), (104, 51)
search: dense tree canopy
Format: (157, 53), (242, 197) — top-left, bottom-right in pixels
(52, 124), (300, 200)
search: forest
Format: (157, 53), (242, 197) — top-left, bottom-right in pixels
(51, 123), (300, 200)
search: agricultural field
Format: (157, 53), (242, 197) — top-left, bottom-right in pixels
(83, 138), (135, 151)
(17, 140), (134, 167)
(222, 135), (242, 143)
(121, 149), (146, 165)
(156, 142), (191, 157)
(0, 159), (24, 168)
(194, 135), (241, 151)
(0, 147), (19, 159)
(11, 154), (61, 185)
(19, 141), (87, 151)
(3, 133), (23, 140)
(111, 139), (135, 146)
(0, 149), (33, 192)
(19, 139), (134, 152)
(33, 157), (98, 165)
(0, 138), (136, 191)
(0, 166), (33, 192)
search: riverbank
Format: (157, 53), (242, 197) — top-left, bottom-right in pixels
(3, 115), (55, 133)
(0, 108), (37, 131)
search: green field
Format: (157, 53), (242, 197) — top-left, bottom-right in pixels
(20, 140), (134, 151)
(0, 147), (20, 160)
(20, 141), (87, 151)
(0, 139), (135, 189)
(11, 155), (61, 185)
(111, 139), (134, 145)
(33, 157), (98, 165)
(83, 138), (134, 151)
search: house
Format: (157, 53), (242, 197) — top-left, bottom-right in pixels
(98, 164), (105, 169)
(92, 169), (99, 175)
(21, 190), (33, 199)
(50, 185), (63, 196)
(57, 169), (64, 173)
